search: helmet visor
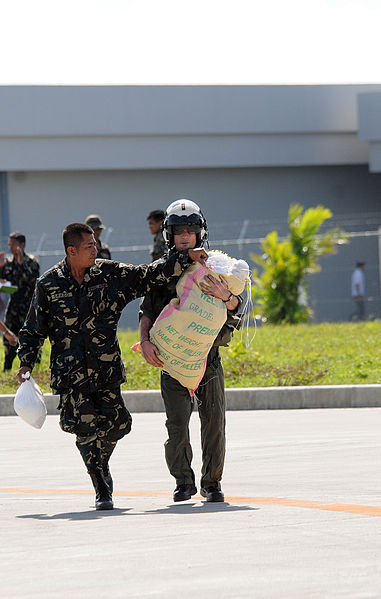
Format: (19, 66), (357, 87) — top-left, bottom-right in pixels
(172, 224), (202, 235)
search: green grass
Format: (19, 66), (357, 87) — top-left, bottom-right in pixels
(1, 321), (381, 394)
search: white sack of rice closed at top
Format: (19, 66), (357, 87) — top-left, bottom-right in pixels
(146, 250), (249, 393)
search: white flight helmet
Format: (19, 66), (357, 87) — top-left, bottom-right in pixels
(162, 199), (208, 248)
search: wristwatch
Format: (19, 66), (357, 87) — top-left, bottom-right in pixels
(222, 292), (233, 303)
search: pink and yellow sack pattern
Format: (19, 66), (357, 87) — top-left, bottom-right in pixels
(148, 262), (227, 392)
(132, 251), (250, 393)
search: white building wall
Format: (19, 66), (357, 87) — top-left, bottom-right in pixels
(1, 85), (380, 171)
(358, 91), (381, 172)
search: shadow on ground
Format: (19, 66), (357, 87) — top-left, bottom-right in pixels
(17, 507), (132, 521)
(16, 501), (258, 520)
(143, 502), (259, 515)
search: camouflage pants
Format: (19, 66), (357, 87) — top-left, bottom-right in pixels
(160, 348), (226, 489)
(58, 386), (132, 471)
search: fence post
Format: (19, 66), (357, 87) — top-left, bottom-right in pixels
(35, 233), (47, 256)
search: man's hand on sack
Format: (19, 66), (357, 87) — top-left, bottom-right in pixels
(200, 274), (239, 310)
(200, 274), (231, 301)
(16, 366), (32, 384)
(188, 247), (208, 266)
(140, 340), (164, 367)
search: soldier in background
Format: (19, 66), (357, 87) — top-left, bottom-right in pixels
(0, 232), (39, 370)
(17, 222), (207, 511)
(147, 209), (166, 262)
(85, 214), (111, 259)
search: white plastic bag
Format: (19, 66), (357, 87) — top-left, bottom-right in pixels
(14, 373), (47, 429)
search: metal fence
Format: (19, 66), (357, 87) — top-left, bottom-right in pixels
(1, 212), (380, 328)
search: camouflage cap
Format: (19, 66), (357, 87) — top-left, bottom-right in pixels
(85, 214), (105, 230)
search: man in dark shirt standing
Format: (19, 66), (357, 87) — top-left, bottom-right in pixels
(17, 222), (207, 511)
(85, 214), (111, 259)
(147, 209), (166, 262)
(0, 232), (39, 371)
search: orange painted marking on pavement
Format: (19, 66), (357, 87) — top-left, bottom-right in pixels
(0, 488), (170, 497)
(226, 496), (381, 517)
(1, 488), (381, 517)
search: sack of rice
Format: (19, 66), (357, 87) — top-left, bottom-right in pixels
(134, 251), (249, 393)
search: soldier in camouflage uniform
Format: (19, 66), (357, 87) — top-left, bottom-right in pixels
(17, 222), (207, 511)
(85, 214), (111, 259)
(140, 200), (242, 503)
(0, 232), (39, 370)
(147, 210), (166, 262)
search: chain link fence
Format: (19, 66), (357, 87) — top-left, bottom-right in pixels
(1, 212), (380, 328)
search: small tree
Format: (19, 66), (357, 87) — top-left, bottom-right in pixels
(251, 204), (347, 324)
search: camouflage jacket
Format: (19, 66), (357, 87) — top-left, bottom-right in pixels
(0, 253), (39, 316)
(150, 231), (167, 262)
(140, 255), (243, 355)
(18, 252), (192, 393)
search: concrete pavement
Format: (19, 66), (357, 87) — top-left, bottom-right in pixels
(2, 408), (381, 598)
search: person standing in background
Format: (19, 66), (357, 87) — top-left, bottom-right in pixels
(350, 261), (366, 321)
(147, 210), (166, 262)
(85, 214), (111, 259)
(0, 232), (39, 370)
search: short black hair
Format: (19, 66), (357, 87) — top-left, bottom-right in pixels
(147, 210), (165, 222)
(63, 223), (94, 253)
(9, 232), (26, 245)
(356, 261), (365, 268)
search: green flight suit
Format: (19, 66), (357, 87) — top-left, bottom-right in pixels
(140, 256), (242, 490)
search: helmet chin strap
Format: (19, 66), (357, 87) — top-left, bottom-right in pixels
(199, 232), (209, 249)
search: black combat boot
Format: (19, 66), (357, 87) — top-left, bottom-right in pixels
(102, 463), (113, 494)
(173, 483), (197, 502)
(89, 468), (114, 510)
(200, 486), (224, 503)
(101, 440), (116, 494)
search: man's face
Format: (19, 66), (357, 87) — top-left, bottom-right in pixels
(173, 227), (197, 251)
(69, 233), (98, 267)
(8, 238), (24, 257)
(148, 219), (162, 235)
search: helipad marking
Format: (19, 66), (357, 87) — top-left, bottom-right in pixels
(1, 488), (381, 517)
